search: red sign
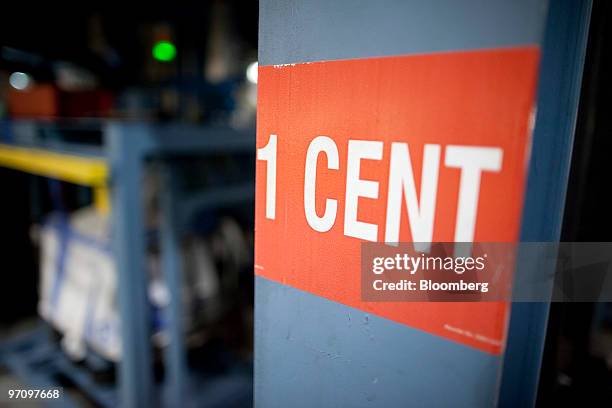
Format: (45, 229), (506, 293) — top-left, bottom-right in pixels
(255, 48), (539, 354)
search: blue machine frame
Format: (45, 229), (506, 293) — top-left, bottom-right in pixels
(0, 121), (255, 407)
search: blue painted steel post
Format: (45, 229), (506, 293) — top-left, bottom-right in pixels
(500, 0), (592, 406)
(160, 164), (187, 407)
(256, 1), (551, 407)
(107, 123), (154, 408)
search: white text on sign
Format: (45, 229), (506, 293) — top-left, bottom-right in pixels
(257, 134), (503, 247)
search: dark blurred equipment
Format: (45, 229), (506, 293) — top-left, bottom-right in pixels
(0, 121), (255, 407)
(0, 2), (257, 407)
(0, 1), (258, 123)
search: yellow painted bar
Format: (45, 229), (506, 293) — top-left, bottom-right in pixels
(93, 185), (110, 214)
(0, 143), (110, 213)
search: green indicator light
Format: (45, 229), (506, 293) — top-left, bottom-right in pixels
(152, 41), (176, 62)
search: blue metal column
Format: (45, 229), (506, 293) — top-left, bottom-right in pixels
(500, 0), (592, 406)
(160, 165), (187, 407)
(256, 1), (550, 407)
(107, 123), (154, 408)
